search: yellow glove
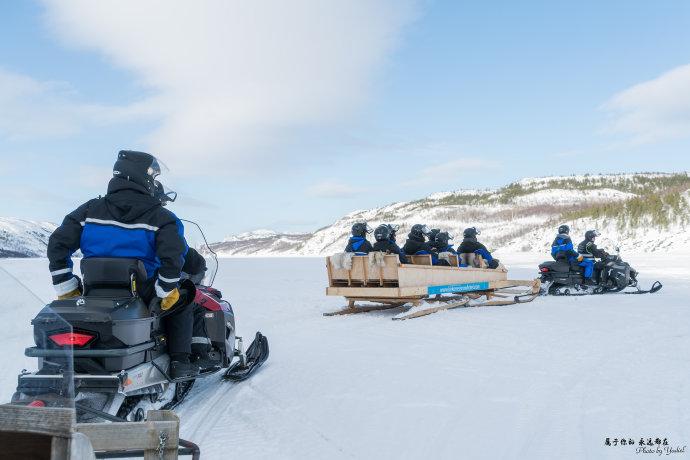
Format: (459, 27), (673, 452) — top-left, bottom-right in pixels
(58, 289), (81, 300)
(577, 255), (584, 262)
(160, 288), (180, 311)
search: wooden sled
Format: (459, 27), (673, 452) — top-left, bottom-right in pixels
(324, 254), (540, 320)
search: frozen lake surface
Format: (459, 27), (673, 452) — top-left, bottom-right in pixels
(0, 255), (688, 460)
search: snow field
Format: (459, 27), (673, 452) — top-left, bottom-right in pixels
(0, 255), (688, 459)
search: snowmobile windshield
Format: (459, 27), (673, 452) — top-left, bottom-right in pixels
(154, 180), (177, 205)
(181, 220), (219, 287)
(0, 266), (76, 409)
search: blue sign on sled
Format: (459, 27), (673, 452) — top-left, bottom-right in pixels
(427, 281), (490, 295)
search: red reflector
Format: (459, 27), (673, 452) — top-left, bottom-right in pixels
(49, 332), (94, 347)
(540, 267), (550, 272)
(28, 400), (45, 407)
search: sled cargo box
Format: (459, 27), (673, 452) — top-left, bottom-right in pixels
(326, 254), (519, 299)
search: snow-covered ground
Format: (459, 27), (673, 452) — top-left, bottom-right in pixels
(0, 254), (689, 459)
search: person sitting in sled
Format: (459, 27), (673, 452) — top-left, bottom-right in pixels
(47, 150), (200, 380)
(577, 230), (609, 284)
(432, 231), (458, 266)
(372, 224), (407, 263)
(402, 224), (433, 255)
(345, 222), (374, 254)
(458, 227), (500, 269)
(427, 228), (441, 247)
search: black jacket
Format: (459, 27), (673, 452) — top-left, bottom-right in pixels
(372, 240), (408, 263)
(577, 240), (609, 259)
(402, 234), (433, 255)
(48, 177), (187, 297)
(458, 237), (499, 268)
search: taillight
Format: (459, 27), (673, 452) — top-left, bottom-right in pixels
(28, 400), (45, 407)
(540, 267), (550, 273)
(49, 332), (95, 347)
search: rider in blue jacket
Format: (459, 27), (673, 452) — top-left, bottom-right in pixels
(551, 224), (591, 280)
(344, 222), (374, 254)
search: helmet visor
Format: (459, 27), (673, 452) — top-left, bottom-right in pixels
(147, 156), (169, 179)
(421, 225), (430, 235)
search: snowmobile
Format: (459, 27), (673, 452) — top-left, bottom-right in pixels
(538, 252), (662, 296)
(11, 256), (269, 422)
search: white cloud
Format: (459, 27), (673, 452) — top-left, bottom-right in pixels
(602, 63), (690, 144)
(0, 68), (151, 141)
(402, 157), (499, 187)
(40, 0), (417, 172)
(306, 180), (361, 199)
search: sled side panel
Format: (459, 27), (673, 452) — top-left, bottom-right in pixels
(397, 264), (508, 289)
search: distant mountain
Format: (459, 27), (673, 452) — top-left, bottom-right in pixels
(0, 218), (57, 258)
(206, 229), (312, 256)
(208, 172), (690, 257)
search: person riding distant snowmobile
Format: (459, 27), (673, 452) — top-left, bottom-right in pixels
(432, 231), (457, 266)
(458, 227), (500, 269)
(578, 230), (608, 284)
(47, 150), (199, 379)
(372, 224), (407, 263)
(551, 225), (582, 262)
(402, 224), (433, 256)
(345, 222), (374, 254)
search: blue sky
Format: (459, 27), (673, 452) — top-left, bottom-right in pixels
(1, 0), (690, 240)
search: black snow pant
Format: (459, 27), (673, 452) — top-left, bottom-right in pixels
(140, 278), (193, 356)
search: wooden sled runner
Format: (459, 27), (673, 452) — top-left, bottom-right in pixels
(324, 254), (540, 320)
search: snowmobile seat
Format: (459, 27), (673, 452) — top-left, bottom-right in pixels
(81, 257), (148, 297)
(540, 261), (571, 273)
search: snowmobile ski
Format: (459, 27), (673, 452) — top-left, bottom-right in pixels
(625, 281), (663, 295)
(224, 332), (270, 382)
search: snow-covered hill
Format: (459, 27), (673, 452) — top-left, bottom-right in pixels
(0, 218), (56, 257)
(210, 172), (690, 257)
(208, 230), (312, 256)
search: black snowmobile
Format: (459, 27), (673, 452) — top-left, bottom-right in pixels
(538, 252), (662, 296)
(12, 257), (269, 422)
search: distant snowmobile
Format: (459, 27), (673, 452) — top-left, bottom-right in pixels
(12, 256), (269, 422)
(538, 251), (662, 296)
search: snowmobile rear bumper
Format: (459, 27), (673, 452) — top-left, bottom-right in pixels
(25, 340), (156, 358)
(16, 373), (121, 396)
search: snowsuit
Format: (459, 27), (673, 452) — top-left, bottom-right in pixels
(551, 234), (579, 262)
(577, 240), (609, 281)
(402, 234), (433, 255)
(47, 177), (194, 356)
(345, 236), (373, 255)
(434, 244), (458, 266)
(458, 237), (499, 269)
(372, 239), (408, 263)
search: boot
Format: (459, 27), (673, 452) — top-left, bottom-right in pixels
(169, 354), (200, 380)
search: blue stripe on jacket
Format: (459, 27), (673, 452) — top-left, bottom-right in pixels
(80, 223), (159, 278)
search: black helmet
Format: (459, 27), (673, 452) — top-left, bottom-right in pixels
(113, 150), (163, 195)
(409, 224), (431, 239)
(374, 224), (391, 242)
(463, 227), (480, 239)
(351, 222), (372, 237)
(428, 228), (440, 242)
(585, 229), (600, 241)
(434, 231), (452, 247)
(558, 224), (570, 235)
